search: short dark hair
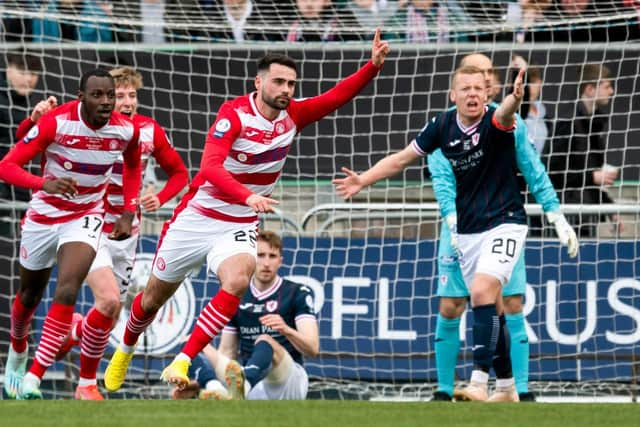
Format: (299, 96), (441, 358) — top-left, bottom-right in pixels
(257, 53), (297, 75)
(6, 51), (42, 73)
(79, 68), (114, 92)
(257, 230), (282, 254)
(579, 64), (611, 95)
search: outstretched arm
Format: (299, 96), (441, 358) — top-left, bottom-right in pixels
(333, 144), (421, 199)
(289, 28), (390, 130)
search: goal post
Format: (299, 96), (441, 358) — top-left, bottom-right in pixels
(0, 2), (639, 401)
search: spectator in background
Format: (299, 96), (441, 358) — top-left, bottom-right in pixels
(508, 0), (552, 43)
(545, 63), (621, 237)
(0, 52), (42, 236)
(345, 0), (399, 32)
(2, 1), (36, 42)
(166, 0), (283, 42)
(31, 0), (114, 42)
(383, 0), (469, 42)
(139, 0), (166, 43)
(287, 0), (363, 42)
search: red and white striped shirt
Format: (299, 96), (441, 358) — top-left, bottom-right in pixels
(178, 60), (381, 223)
(103, 114), (188, 234)
(0, 100), (141, 224)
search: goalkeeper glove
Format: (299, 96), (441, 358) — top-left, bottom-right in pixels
(546, 211), (579, 258)
(445, 213), (461, 258)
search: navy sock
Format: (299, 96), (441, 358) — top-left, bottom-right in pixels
(244, 341), (274, 388)
(492, 314), (513, 379)
(189, 353), (216, 389)
(472, 304), (499, 373)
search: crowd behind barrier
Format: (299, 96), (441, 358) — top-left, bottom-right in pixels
(1, 0), (639, 44)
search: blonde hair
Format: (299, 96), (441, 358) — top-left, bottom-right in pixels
(109, 67), (143, 90)
(451, 65), (486, 88)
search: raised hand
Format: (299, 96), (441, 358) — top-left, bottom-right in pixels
(42, 177), (78, 199)
(246, 194), (279, 213)
(512, 68), (526, 101)
(30, 96), (58, 123)
(332, 166), (364, 200)
(371, 28), (391, 67)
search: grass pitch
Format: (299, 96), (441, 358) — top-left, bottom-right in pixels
(2, 400), (639, 427)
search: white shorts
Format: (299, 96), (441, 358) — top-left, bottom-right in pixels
(152, 208), (258, 283)
(19, 214), (104, 271)
(247, 362), (309, 400)
(458, 223), (528, 287)
(89, 232), (138, 301)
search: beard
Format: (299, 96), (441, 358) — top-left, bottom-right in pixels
(262, 93), (290, 110)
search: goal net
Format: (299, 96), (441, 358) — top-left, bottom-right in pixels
(0, 1), (639, 401)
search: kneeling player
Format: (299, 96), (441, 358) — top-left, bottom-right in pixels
(172, 231), (319, 400)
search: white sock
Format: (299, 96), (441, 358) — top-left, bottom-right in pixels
(120, 343), (135, 354)
(23, 372), (41, 386)
(78, 377), (97, 387)
(495, 377), (515, 389)
(470, 370), (489, 384)
(71, 322), (81, 341)
(175, 352), (191, 362)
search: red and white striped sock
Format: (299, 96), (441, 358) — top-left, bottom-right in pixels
(79, 308), (114, 381)
(29, 303), (73, 379)
(123, 292), (157, 347)
(181, 290), (240, 359)
(10, 293), (36, 353)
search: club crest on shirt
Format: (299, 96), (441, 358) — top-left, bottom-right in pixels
(275, 123), (285, 134)
(23, 125), (39, 143)
(266, 300), (278, 312)
(213, 118), (231, 138)
(472, 133), (480, 146)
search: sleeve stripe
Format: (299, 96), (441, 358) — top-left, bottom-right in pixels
(410, 139), (427, 157)
(295, 314), (317, 323)
(491, 113), (516, 132)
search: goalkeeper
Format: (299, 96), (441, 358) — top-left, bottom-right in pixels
(428, 53), (578, 402)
